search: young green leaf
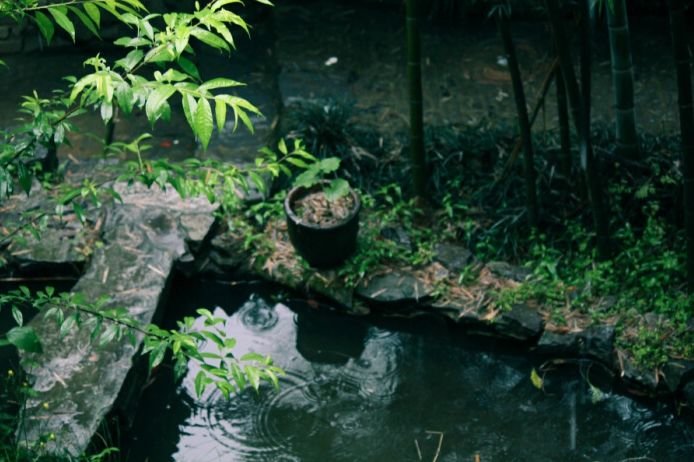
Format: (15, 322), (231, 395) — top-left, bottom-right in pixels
(530, 368), (544, 390)
(48, 7), (76, 42)
(68, 6), (100, 38)
(194, 370), (209, 397)
(34, 11), (55, 44)
(194, 96), (214, 150)
(11, 306), (23, 327)
(83, 3), (101, 27)
(6, 326), (42, 353)
(215, 98), (227, 132)
(146, 84), (177, 123)
(178, 57), (201, 81)
(190, 28), (230, 52)
(323, 178), (350, 202)
(318, 157), (340, 173)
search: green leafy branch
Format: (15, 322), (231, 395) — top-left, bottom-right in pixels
(0, 0), (272, 203)
(0, 286), (284, 397)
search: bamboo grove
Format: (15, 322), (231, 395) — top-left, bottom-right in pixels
(403, 0), (694, 301)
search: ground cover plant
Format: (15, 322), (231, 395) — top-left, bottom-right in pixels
(0, 0), (693, 460)
(277, 94), (694, 374)
(0, 0), (294, 459)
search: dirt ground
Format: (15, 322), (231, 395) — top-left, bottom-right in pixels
(0, 0), (686, 164)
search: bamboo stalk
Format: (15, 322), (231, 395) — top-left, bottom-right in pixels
(607, 0), (639, 157)
(579, 0), (610, 259)
(496, 8), (538, 228)
(502, 58), (558, 173)
(544, 0), (582, 135)
(668, 0), (694, 297)
(555, 60), (571, 179)
(405, 0), (427, 199)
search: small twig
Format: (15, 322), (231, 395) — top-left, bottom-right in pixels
(414, 439), (423, 461)
(0, 276), (79, 282)
(425, 431), (444, 462)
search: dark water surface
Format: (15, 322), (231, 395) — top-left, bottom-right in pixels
(124, 278), (694, 462)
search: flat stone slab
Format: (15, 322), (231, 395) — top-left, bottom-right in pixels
(0, 187), (92, 274)
(18, 182), (215, 455)
(356, 271), (430, 303)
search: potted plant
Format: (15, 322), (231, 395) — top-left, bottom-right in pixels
(284, 157), (361, 268)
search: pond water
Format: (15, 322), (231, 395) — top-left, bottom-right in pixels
(124, 278), (694, 462)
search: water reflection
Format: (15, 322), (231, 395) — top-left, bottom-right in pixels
(125, 279), (694, 462)
(294, 302), (367, 365)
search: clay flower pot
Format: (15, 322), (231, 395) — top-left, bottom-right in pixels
(284, 181), (361, 268)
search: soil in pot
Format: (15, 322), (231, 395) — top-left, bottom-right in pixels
(292, 190), (356, 226)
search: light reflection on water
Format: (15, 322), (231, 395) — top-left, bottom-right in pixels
(126, 280), (694, 462)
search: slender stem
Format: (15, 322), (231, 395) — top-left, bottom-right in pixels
(555, 57), (571, 180)
(496, 11), (538, 229)
(668, 0), (694, 298)
(405, 0), (427, 199)
(22, 0), (128, 12)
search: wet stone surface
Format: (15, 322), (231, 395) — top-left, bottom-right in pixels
(493, 303), (544, 341)
(663, 359), (694, 394)
(536, 325), (617, 366)
(17, 182), (216, 456)
(683, 380), (694, 408)
(434, 242), (474, 274)
(356, 271), (431, 303)
(619, 351), (662, 391)
(485, 260), (532, 282)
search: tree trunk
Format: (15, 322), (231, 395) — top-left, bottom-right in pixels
(405, 0), (427, 198)
(496, 11), (539, 228)
(579, 0), (610, 259)
(607, 0), (639, 158)
(668, 0), (694, 296)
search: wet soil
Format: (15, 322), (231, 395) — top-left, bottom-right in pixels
(293, 190), (355, 226)
(0, 0), (688, 165)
